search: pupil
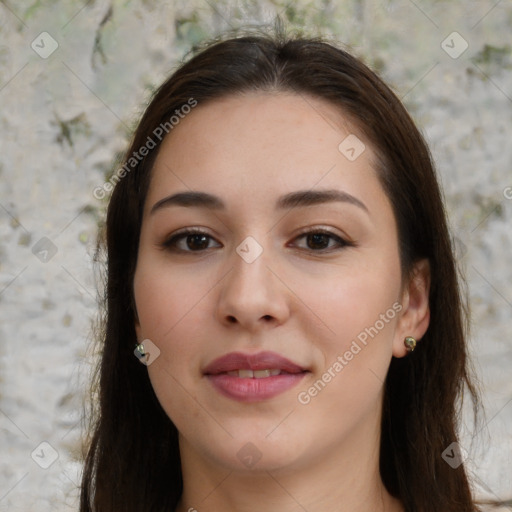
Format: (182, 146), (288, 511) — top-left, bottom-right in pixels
(308, 233), (329, 249)
(187, 234), (209, 250)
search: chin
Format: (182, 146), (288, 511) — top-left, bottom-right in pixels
(219, 443), (305, 473)
(187, 426), (310, 473)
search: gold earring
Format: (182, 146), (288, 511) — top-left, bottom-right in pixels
(404, 336), (417, 352)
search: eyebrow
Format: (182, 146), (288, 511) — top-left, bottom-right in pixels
(150, 189), (368, 215)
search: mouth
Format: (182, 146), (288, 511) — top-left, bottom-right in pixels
(203, 351), (309, 402)
(224, 368), (287, 378)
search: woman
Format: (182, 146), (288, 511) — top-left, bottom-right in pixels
(81, 31), (481, 512)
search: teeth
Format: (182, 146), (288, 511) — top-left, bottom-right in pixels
(225, 369), (282, 378)
(254, 370), (270, 378)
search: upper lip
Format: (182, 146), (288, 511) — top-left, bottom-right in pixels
(203, 351), (307, 375)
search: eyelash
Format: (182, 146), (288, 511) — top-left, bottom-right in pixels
(161, 227), (353, 254)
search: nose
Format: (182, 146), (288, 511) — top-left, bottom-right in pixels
(215, 244), (290, 331)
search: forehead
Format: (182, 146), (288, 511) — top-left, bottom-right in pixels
(147, 92), (384, 212)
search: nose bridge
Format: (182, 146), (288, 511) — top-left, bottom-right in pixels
(216, 236), (289, 328)
(229, 238), (272, 300)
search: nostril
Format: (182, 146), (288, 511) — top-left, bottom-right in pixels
(262, 315), (273, 321)
(227, 315), (237, 323)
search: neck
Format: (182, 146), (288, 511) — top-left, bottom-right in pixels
(175, 415), (403, 512)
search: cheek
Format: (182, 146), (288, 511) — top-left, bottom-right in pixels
(133, 258), (213, 342)
(292, 276), (400, 441)
(134, 263), (213, 428)
(293, 252), (402, 409)
(133, 261), (209, 387)
(298, 255), (401, 345)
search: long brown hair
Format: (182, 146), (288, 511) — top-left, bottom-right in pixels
(81, 30), (481, 512)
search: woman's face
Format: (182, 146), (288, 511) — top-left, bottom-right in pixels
(133, 92), (419, 473)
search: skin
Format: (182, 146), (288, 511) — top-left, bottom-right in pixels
(133, 92), (430, 512)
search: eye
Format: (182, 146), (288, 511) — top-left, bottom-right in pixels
(292, 229), (351, 252)
(161, 228), (350, 253)
(162, 229), (222, 252)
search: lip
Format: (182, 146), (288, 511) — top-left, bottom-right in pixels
(203, 351), (309, 403)
(203, 351), (306, 374)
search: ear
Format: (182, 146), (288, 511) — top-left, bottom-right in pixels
(393, 259), (431, 358)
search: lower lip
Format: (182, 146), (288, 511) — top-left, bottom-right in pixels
(206, 373), (307, 402)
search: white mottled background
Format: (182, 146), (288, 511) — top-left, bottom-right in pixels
(0, 1), (511, 510)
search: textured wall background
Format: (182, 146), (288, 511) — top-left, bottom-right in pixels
(0, 1), (511, 510)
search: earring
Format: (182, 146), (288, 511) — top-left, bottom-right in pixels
(404, 336), (417, 352)
(134, 342), (146, 359)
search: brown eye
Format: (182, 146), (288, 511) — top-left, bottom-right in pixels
(306, 233), (331, 250)
(162, 230), (222, 253)
(293, 229), (350, 252)
(185, 233), (210, 251)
